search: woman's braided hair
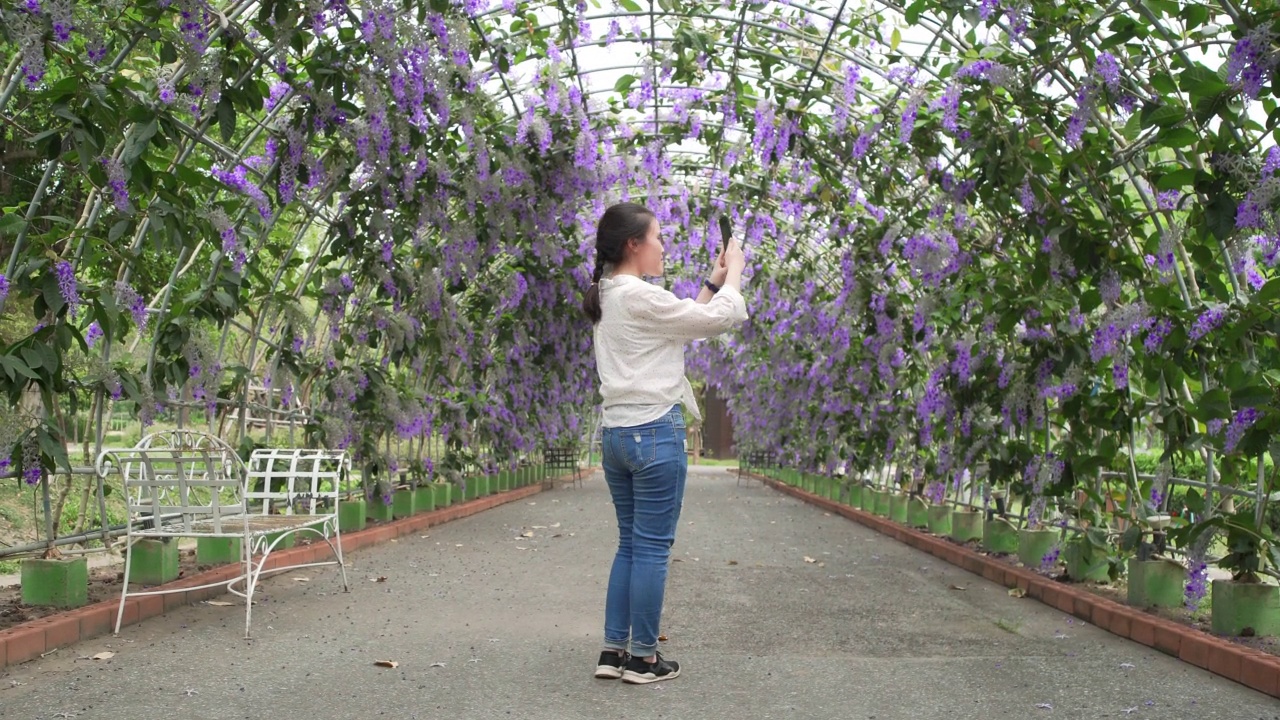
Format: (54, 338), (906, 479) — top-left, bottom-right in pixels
(582, 202), (654, 323)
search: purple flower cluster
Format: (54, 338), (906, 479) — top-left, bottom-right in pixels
(115, 281), (149, 331)
(1225, 27), (1276, 100)
(1142, 318), (1173, 353)
(86, 321), (103, 348)
(929, 84), (962, 134)
(1184, 544), (1209, 610)
(0, 273), (9, 304)
(1223, 407), (1259, 453)
(211, 164), (272, 220)
(899, 94), (923, 144)
(1156, 190), (1180, 210)
(1188, 306), (1226, 341)
(924, 481), (946, 504)
(1039, 545), (1061, 573)
(1094, 52), (1122, 91)
(55, 260), (80, 318)
(21, 436), (41, 485)
(101, 157), (130, 212)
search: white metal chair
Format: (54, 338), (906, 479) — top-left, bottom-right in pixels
(96, 431), (350, 638)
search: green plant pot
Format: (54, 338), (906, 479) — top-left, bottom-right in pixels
(982, 517), (1019, 554)
(431, 483), (452, 509)
(889, 493), (909, 524)
(1127, 558), (1186, 609)
(263, 528), (297, 550)
(338, 499), (367, 532)
(21, 557), (88, 608)
(802, 473), (816, 493)
(127, 538), (180, 585)
(367, 495), (395, 522)
(907, 497), (929, 528)
(926, 504), (952, 535)
(486, 475), (500, 495)
(860, 487), (876, 512)
(846, 484), (863, 508)
(950, 509), (983, 543)
(1065, 548), (1111, 583)
(1211, 580), (1280, 637)
(872, 490), (892, 517)
(413, 486), (436, 513)
(392, 488), (415, 519)
(497, 472), (512, 492)
(1018, 528), (1059, 570)
(464, 477), (480, 501)
(196, 537), (241, 566)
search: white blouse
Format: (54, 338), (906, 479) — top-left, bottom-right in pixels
(594, 274), (748, 428)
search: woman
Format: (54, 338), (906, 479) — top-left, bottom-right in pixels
(581, 202), (748, 684)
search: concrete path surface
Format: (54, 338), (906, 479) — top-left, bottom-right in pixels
(1, 467), (1276, 720)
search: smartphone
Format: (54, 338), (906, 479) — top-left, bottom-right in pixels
(718, 215), (732, 251)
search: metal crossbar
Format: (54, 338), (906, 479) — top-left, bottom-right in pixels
(737, 450), (775, 486)
(543, 445), (582, 488)
(96, 431), (351, 639)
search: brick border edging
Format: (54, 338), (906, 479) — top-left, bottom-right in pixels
(748, 472), (1280, 699)
(0, 473), (582, 670)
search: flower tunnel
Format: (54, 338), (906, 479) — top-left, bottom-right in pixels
(0, 0), (1278, 623)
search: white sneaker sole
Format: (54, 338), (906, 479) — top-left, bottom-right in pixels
(621, 667), (680, 684)
(594, 666), (624, 679)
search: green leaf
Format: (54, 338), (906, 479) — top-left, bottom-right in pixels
(1141, 104), (1185, 129)
(1231, 385), (1275, 407)
(1179, 64), (1228, 97)
(614, 74), (636, 94)
(1157, 127), (1199, 148)
(1253, 277), (1280, 307)
(217, 98), (237, 143)
(1156, 168), (1196, 188)
(617, 0), (640, 10)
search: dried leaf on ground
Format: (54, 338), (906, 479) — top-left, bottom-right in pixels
(369, 576), (388, 583)
(1008, 588), (1026, 598)
(521, 531), (534, 538)
(91, 652), (115, 660)
(293, 577), (311, 582)
(1035, 703), (1053, 710)
(374, 660), (399, 668)
(727, 560), (738, 566)
(205, 601), (235, 607)
(658, 634), (668, 642)
(429, 662), (447, 668)
(803, 556), (817, 563)
(949, 584), (967, 591)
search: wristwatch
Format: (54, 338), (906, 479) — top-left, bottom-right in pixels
(704, 279), (721, 293)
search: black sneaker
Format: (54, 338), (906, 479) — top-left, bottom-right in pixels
(621, 652), (681, 684)
(594, 650), (628, 679)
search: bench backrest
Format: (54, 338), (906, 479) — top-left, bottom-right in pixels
(98, 434), (246, 535)
(245, 448), (349, 516)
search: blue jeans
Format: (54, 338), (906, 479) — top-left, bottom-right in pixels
(601, 405), (688, 658)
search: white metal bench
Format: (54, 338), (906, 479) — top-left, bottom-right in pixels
(96, 431), (350, 638)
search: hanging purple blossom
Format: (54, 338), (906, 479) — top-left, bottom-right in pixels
(1225, 27), (1276, 101)
(21, 436), (41, 485)
(1223, 407), (1259, 453)
(86, 321), (103, 348)
(1188, 306), (1226, 341)
(0, 273), (9, 304)
(101, 156), (130, 212)
(1094, 52), (1121, 91)
(55, 261), (80, 318)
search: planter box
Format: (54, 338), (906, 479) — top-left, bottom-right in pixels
(950, 509), (983, 543)
(1065, 548), (1111, 583)
(846, 484), (863, 508)
(1127, 558), (1185, 609)
(907, 497), (929, 528)
(413, 486), (436, 513)
(826, 478), (841, 501)
(367, 495), (395, 522)
(982, 517), (1018, 554)
(889, 493), (909, 524)
(392, 488), (416, 519)
(338, 499), (367, 532)
(872, 490), (892, 518)
(127, 538), (180, 586)
(21, 557), (88, 608)
(431, 483), (452, 509)
(1211, 579), (1280, 637)
(860, 487), (876, 512)
(926, 504), (952, 535)
(1018, 528), (1059, 570)
(197, 537), (242, 565)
